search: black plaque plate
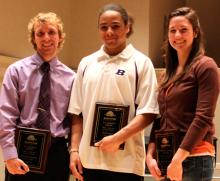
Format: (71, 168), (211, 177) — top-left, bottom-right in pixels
(155, 129), (179, 176)
(90, 102), (129, 149)
(15, 126), (51, 173)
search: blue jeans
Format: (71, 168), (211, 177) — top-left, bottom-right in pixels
(182, 155), (214, 181)
(163, 155), (214, 181)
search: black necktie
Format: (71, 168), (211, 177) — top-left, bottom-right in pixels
(36, 62), (51, 130)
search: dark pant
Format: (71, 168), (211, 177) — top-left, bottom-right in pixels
(182, 155), (214, 181)
(5, 138), (70, 181)
(82, 167), (144, 181)
(162, 155), (214, 181)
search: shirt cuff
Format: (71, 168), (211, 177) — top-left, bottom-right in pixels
(2, 146), (18, 161)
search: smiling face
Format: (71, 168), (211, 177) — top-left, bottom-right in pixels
(98, 10), (129, 56)
(33, 22), (62, 61)
(168, 16), (196, 57)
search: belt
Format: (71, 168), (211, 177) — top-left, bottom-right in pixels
(51, 137), (69, 144)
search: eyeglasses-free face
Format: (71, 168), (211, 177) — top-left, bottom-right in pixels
(98, 10), (129, 56)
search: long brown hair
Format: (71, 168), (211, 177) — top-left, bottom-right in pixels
(161, 7), (205, 88)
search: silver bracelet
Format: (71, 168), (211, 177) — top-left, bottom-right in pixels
(69, 148), (79, 154)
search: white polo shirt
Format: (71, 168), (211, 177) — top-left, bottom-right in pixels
(68, 44), (159, 176)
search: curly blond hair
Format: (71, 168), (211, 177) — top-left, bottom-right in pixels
(28, 12), (66, 50)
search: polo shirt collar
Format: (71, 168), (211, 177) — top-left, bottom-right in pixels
(97, 44), (134, 61)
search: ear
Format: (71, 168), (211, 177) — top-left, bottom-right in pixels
(125, 23), (131, 38)
(58, 37), (64, 48)
(126, 24), (130, 34)
(32, 36), (36, 43)
(59, 37), (63, 43)
(32, 38), (37, 49)
(194, 33), (197, 38)
(193, 29), (198, 38)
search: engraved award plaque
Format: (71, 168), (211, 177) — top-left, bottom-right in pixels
(90, 102), (129, 149)
(155, 129), (179, 176)
(15, 126), (51, 173)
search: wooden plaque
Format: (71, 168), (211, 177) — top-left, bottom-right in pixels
(15, 126), (51, 174)
(155, 129), (179, 176)
(90, 102), (129, 150)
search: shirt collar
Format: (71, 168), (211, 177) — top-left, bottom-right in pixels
(97, 44), (134, 62)
(31, 53), (59, 71)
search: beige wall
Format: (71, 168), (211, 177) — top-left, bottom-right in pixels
(0, 0), (150, 69)
(0, 0), (72, 65)
(186, 0), (220, 67)
(1, 0), (220, 69)
(149, 0), (185, 67)
(1, 0), (220, 178)
(68, 0), (150, 69)
(149, 0), (220, 68)
(0, 0), (219, 68)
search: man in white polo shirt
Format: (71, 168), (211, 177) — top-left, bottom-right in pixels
(68, 3), (159, 181)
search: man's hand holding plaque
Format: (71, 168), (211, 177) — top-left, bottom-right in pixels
(90, 102), (129, 150)
(15, 126), (51, 173)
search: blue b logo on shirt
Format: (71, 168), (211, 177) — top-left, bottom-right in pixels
(116, 69), (125, 76)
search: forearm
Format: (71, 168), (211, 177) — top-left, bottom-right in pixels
(114, 113), (156, 144)
(171, 148), (189, 165)
(69, 114), (83, 151)
(167, 148), (190, 180)
(146, 142), (156, 159)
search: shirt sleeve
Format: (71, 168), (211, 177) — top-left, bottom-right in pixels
(0, 65), (20, 160)
(180, 58), (220, 152)
(135, 57), (159, 115)
(68, 61), (85, 115)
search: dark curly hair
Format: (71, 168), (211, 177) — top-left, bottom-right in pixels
(98, 3), (134, 38)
